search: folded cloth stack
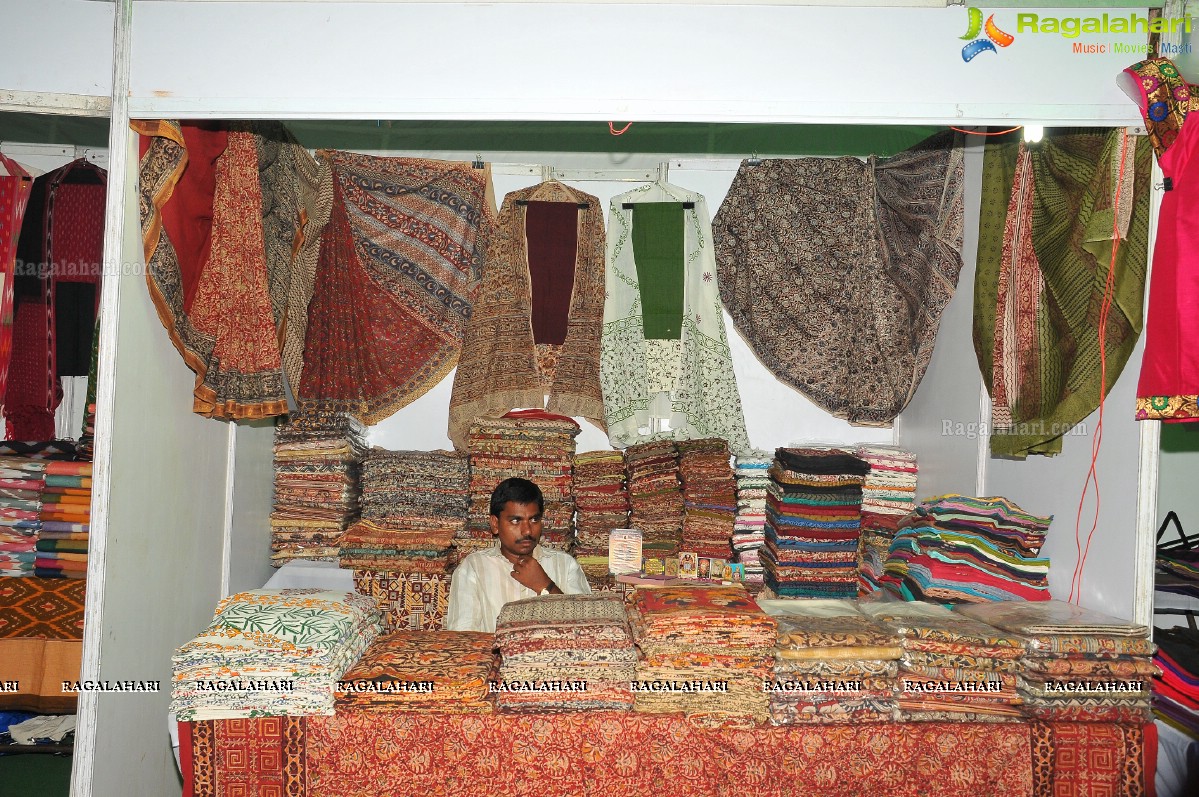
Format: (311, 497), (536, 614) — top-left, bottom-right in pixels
(625, 440), (684, 552)
(270, 413), (366, 566)
(465, 410), (579, 558)
(880, 495), (1051, 603)
(1152, 626), (1199, 735)
(340, 448), (467, 575)
(853, 445), (918, 595)
(335, 630), (497, 713)
(863, 600), (1026, 722)
(35, 460), (92, 579)
(732, 452), (772, 591)
(678, 438), (736, 562)
(494, 594), (636, 713)
(77, 402), (96, 462)
(762, 448), (869, 599)
(571, 449), (630, 589)
(0, 457), (48, 577)
(759, 598), (901, 725)
(171, 588), (382, 721)
(352, 570), (449, 632)
(629, 585), (776, 722)
(958, 599), (1156, 723)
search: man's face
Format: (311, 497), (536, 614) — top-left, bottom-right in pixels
(490, 500), (544, 559)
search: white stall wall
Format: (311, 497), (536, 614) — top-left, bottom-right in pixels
(130, 2), (1146, 125)
(0, 0), (114, 109)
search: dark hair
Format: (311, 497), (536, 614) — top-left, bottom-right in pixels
(489, 477), (544, 516)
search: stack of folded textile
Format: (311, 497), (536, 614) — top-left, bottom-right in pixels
(270, 413), (366, 566)
(761, 599), (902, 724)
(341, 448), (467, 574)
(572, 449), (630, 589)
(0, 458), (46, 577)
(629, 585), (775, 721)
(678, 438), (736, 562)
(171, 588), (381, 721)
(1152, 626), (1199, 735)
(854, 446), (918, 595)
(881, 495), (1051, 602)
(625, 441), (684, 553)
(863, 601), (1026, 722)
(465, 410), (579, 558)
(36, 460), (92, 579)
(732, 453), (772, 591)
(762, 448), (869, 599)
(494, 594), (636, 712)
(959, 599), (1156, 723)
(335, 630), (497, 713)
(77, 402), (96, 462)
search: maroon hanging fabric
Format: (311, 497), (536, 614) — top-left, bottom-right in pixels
(4, 159), (106, 440)
(525, 200), (578, 345)
(0, 154), (33, 408)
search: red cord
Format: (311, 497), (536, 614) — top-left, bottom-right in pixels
(950, 125), (1023, 136)
(608, 122), (633, 136)
(1068, 130), (1131, 604)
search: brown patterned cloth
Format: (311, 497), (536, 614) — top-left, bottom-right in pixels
(300, 153), (495, 423)
(353, 570), (450, 632)
(0, 576), (86, 639)
(448, 181), (606, 449)
(334, 630), (496, 712)
(713, 131), (964, 424)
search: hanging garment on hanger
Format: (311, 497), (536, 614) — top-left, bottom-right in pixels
(0, 154), (32, 414)
(448, 180), (605, 449)
(1124, 58), (1199, 421)
(974, 129), (1150, 457)
(300, 152), (495, 424)
(602, 181), (750, 454)
(137, 121), (323, 420)
(4, 158), (106, 441)
(713, 131), (965, 426)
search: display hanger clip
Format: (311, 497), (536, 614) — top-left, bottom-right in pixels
(471, 153), (485, 169)
(746, 152), (762, 166)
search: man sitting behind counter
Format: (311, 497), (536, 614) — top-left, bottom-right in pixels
(445, 477), (591, 632)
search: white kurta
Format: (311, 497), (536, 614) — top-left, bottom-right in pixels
(444, 543), (592, 633)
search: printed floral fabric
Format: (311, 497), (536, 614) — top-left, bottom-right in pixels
(775, 614), (900, 650)
(601, 182), (750, 453)
(713, 132), (964, 425)
(187, 714), (1035, 797)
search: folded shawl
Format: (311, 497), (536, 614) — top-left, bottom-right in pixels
(448, 180), (605, 449)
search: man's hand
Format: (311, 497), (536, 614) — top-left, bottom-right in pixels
(510, 556), (556, 594)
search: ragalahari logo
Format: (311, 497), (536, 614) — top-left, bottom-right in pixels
(960, 7), (1015, 62)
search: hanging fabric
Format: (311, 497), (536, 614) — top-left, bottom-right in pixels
(257, 129), (332, 396)
(713, 131), (965, 425)
(299, 152), (494, 424)
(0, 154), (33, 416)
(1123, 58), (1199, 421)
(601, 181), (750, 454)
(973, 128), (1150, 457)
(135, 120), (327, 420)
(5, 158), (106, 441)
(448, 180), (605, 449)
